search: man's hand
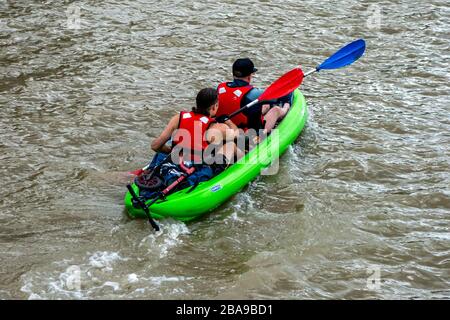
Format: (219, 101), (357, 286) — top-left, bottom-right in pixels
(261, 104), (270, 115)
(215, 114), (230, 123)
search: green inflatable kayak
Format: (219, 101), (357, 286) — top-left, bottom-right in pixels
(124, 89), (308, 221)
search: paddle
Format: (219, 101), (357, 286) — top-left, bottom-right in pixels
(225, 67), (305, 121)
(127, 184), (160, 231)
(223, 39), (366, 121)
(303, 39), (366, 77)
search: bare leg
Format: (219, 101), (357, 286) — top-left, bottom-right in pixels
(263, 103), (290, 134)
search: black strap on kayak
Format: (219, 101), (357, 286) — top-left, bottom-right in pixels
(126, 184), (160, 231)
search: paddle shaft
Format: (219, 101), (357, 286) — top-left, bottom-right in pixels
(128, 160), (196, 231)
(304, 68), (317, 77)
(227, 98), (259, 119)
(126, 184), (160, 231)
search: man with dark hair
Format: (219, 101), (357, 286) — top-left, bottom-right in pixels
(216, 58), (291, 134)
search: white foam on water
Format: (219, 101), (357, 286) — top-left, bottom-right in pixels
(52, 258), (75, 266)
(47, 279), (84, 299)
(102, 281), (120, 291)
(147, 275), (191, 286)
(232, 191), (256, 213)
(21, 270), (84, 300)
(21, 276), (43, 300)
(20, 251), (130, 299)
(224, 211), (254, 227)
(19, 239), (194, 300)
(232, 190), (281, 220)
(134, 288), (146, 294)
(19, 231), (195, 299)
(88, 251), (128, 272)
(127, 273), (139, 283)
(228, 212), (243, 222)
(110, 225), (120, 235)
(127, 275), (192, 296)
(139, 219), (190, 258)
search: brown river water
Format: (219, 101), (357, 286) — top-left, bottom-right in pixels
(0, 0), (449, 299)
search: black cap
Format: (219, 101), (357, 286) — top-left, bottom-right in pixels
(232, 58), (258, 77)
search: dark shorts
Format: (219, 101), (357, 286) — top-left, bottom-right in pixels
(146, 152), (169, 170)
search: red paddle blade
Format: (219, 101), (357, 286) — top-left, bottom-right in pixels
(259, 67), (304, 101)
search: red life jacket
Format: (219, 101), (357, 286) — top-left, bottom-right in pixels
(172, 111), (215, 163)
(217, 82), (253, 128)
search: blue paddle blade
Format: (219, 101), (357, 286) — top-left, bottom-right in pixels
(317, 39), (366, 71)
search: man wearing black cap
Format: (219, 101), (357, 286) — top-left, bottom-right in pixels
(216, 58), (291, 134)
